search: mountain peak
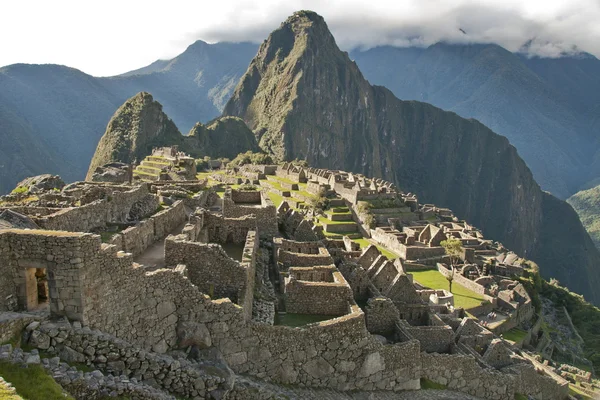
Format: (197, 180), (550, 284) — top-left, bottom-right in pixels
(86, 92), (182, 179)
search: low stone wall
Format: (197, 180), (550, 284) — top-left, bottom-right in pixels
(0, 312), (37, 343)
(152, 200), (186, 240)
(365, 297), (399, 336)
(273, 238), (323, 255)
(323, 222), (358, 233)
(164, 231), (257, 320)
(107, 201), (187, 257)
(421, 352), (516, 399)
(396, 321), (454, 353)
(437, 263), (489, 297)
(36, 185), (156, 233)
(285, 269), (353, 315)
(223, 191), (277, 239)
(277, 249), (334, 268)
(29, 321), (233, 399)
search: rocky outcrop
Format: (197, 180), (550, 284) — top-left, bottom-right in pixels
(13, 174), (65, 194)
(86, 92), (184, 180)
(223, 11), (600, 304)
(86, 94), (259, 180)
(187, 116), (259, 159)
(89, 162), (131, 183)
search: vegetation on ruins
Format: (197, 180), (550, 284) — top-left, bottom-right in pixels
(195, 156), (229, 170)
(238, 183), (259, 191)
(10, 186), (27, 195)
(517, 261), (600, 372)
(229, 151), (274, 167)
(0, 361), (74, 400)
(567, 185), (600, 250)
(440, 237), (463, 293)
(307, 188), (329, 215)
(410, 268), (484, 309)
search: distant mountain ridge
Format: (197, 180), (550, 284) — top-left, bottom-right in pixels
(2, 35), (599, 199)
(223, 10), (600, 305)
(86, 92), (258, 178)
(0, 41), (258, 194)
(350, 43), (600, 199)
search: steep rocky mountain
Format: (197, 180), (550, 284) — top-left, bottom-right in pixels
(567, 185), (600, 250)
(87, 92), (256, 177)
(186, 117), (259, 159)
(86, 93), (184, 178)
(223, 10), (600, 304)
(350, 44), (600, 199)
(0, 41), (257, 194)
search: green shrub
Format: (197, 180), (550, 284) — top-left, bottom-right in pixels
(238, 184), (258, 191)
(10, 186), (28, 195)
(229, 151), (273, 167)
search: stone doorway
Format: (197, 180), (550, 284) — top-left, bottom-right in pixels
(23, 267), (49, 311)
(16, 260), (51, 312)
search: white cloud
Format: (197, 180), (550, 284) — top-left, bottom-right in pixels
(1, 0), (599, 76)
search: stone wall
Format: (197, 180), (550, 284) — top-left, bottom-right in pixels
(284, 268), (353, 315)
(106, 201), (187, 257)
(164, 231), (258, 320)
(0, 229), (565, 399)
(0, 312), (37, 343)
(396, 320), (455, 353)
(152, 201), (186, 240)
(231, 189), (262, 204)
(240, 308), (422, 391)
(273, 238), (323, 255)
(277, 249), (334, 268)
(421, 351), (566, 400)
(30, 321), (233, 399)
(223, 190), (277, 239)
(117, 219), (155, 256)
(36, 185), (157, 233)
(364, 297), (399, 336)
(0, 230), (90, 319)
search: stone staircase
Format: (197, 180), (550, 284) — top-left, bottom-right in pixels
(318, 203), (361, 239)
(133, 155), (172, 182)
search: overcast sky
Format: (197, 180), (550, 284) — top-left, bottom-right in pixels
(2, 0), (599, 77)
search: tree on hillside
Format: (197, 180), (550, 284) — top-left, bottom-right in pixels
(441, 237), (464, 293)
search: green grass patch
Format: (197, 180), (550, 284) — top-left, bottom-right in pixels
(269, 175), (297, 185)
(274, 313), (338, 327)
(420, 378), (447, 390)
(352, 238), (398, 260)
(0, 361), (74, 400)
(133, 169), (159, 177)
(267, 192), (285, 207)
(503, 328), (528, 344)
(317, 216), (357, 225)
(100, 231), (115, 243)
(10, 186), (28, 195)
(569, 384), (594, 399)
(329, 207), (350, 213)
(409, 269), (485, 309)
